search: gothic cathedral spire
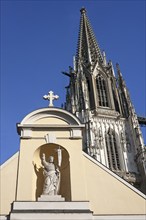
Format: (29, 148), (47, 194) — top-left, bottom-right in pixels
(64, 8), (146, 194)
(76, 7), (103, 72)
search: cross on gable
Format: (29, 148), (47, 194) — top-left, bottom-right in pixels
(43, 91), (59, 107)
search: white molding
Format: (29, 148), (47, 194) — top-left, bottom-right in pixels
(12, 201), (91, 210)
(44, 133), (56, 144)
(10, 213), (93, 220)
(83, 152), (146, 199)
(93, 215), (146, 220)
(0, 152), (19, 168)
(1, 213), (145, 220)
(18, 124), (85, 128)
(0, 216), (7, 220)
(20, 108), (82, 125)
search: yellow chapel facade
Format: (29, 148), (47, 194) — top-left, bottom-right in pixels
(0, 107), (146, 219)
(1, 8), (146, 220)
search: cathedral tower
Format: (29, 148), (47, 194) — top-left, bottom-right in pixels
(64, 8), (146, 193)
(1, 8), (146, 219)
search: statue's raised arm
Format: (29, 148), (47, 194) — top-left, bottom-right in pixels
(41, 153), (48, 167)
(41, 154), (60, 196)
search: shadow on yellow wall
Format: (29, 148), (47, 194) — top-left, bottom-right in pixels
(33, 144), (71, 201)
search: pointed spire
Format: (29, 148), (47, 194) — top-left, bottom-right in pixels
(116, 66), (142, 131)
(116, 63), (131, 117)
(103, 50), (107, 66)
(116, 63), (122, 78)
(80, 7), (86, 14)
(76, 8), (103, 71)
(116, 63), (126, 88)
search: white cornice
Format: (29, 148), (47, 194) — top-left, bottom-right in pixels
(0, 152), (19, 168)
(93, 215), (146, 220)
(20, 108), (82, 125)
(18, 124), (85, 128)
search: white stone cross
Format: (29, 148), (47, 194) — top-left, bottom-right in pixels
(43, 91), (59, 107)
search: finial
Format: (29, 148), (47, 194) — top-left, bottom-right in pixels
(116, 63), (120, 73)
(103, 50), (107, 66)
(116, 63), (123, 78)
(116, 63), (120, 71)
(80, 7), (86, 14)
(43, 91), (59, 107)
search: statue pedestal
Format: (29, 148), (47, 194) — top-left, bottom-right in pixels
(9, 201), (93, 220)
(37, 194), (65, 201)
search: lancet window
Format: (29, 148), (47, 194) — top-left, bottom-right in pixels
(87, 79), (95, 110)
(105, 129), (121, 170)
(96, 74), (109, 107)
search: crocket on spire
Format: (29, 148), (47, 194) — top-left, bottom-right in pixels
(76, 7), (103, 71)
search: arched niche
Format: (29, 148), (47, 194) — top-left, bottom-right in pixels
(33, 143), (71, 201)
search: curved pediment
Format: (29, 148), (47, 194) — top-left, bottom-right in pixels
(17, 108), (84, 138)
(20, 108), (82, 126)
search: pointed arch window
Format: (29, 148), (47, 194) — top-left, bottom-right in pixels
(96, 74), (109, 107)
(87, 79), (95, 110)
(105, 129), (121, 170)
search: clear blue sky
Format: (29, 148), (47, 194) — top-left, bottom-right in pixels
(1, 0), (146, 164)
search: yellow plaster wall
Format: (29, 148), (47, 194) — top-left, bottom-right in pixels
(63, 140), (87, 201)
(34, 117), (68, 125)
(83, 154), (146, 215)
(31, 130), (70, 138)
(2, 111), (145, 216)
(1, 140), (146, 216)
(16, 139), (44, 201)
(16, 135), (87, 202)
(0, 153), (18, 215)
